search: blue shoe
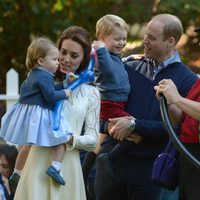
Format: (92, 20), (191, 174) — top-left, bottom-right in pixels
(46, 166), (65, 185)
(9, 173), (20, 194)
(98, 153), (116, 181)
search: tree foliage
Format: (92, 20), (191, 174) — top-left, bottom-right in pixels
(0, 0), (200, 91)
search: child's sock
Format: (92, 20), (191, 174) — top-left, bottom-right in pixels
(51, 161), (61, 172)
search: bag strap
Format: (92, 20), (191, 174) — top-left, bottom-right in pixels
(164, 140), (179, 157)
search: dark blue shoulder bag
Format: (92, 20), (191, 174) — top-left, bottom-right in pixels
(152, 95), (200, 191)
(151, 140), (179, 191)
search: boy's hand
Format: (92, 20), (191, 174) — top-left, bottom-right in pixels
(92, 40), (105, 50)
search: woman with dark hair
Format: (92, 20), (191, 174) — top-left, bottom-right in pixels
(14, 26), (100, 200)
(0, 143), (18, 199)
(0, 144), (18, 179)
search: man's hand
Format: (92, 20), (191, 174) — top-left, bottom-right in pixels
(109, 117), (133, 141)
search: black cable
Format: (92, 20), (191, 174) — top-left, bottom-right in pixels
(159, 95), (200, 169)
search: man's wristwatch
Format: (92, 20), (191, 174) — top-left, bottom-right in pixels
(129, 118), (136, 131)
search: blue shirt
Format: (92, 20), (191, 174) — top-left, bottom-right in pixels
(94, 47), (130, 101)
(153, 50), (181, 76)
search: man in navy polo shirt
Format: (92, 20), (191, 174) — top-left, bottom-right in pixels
(94, 14), (198, 200)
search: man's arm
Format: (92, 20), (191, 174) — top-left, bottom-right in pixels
(109, 117), (168, 142)
(108, 117), (143, 144)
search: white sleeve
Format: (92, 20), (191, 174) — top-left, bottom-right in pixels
(67, 87), (100, 152)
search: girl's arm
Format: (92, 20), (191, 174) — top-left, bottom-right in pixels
(37, 75), (68, 104)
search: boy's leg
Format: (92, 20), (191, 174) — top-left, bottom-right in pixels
(98, 140), (135, 180)
(108, 140), (135, 161)
(82, 133), (105, 182)
(95, 143), (127, 200)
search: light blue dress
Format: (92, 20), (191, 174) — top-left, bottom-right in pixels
(0, 67), (72, 146)
(0, 104), (72, 146)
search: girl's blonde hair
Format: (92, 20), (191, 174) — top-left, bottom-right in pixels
(96, 14), (129, 39)
(25, 37), (56, 70)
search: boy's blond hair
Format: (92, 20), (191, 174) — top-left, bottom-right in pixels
(96, 14), (129, 39)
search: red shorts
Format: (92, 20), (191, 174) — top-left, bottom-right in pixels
(100, 100), (129, 121)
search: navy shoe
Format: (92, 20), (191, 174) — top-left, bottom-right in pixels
(98, 153), (116, 181)
(9, 173), (20, 194)
(46, 166), (65, 185)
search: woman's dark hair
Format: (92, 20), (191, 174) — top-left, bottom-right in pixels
(0, 144), (18, 175)
(57, 26), (92, 74)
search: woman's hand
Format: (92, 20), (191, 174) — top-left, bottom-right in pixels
(154, 79), (183, 125)
(67, 136), (74, 145)
(154, 79), (182, 105)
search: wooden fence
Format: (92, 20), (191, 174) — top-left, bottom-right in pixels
(0, 68), (19, 111)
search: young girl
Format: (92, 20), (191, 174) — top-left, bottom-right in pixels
(0, 37), (72, 188)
